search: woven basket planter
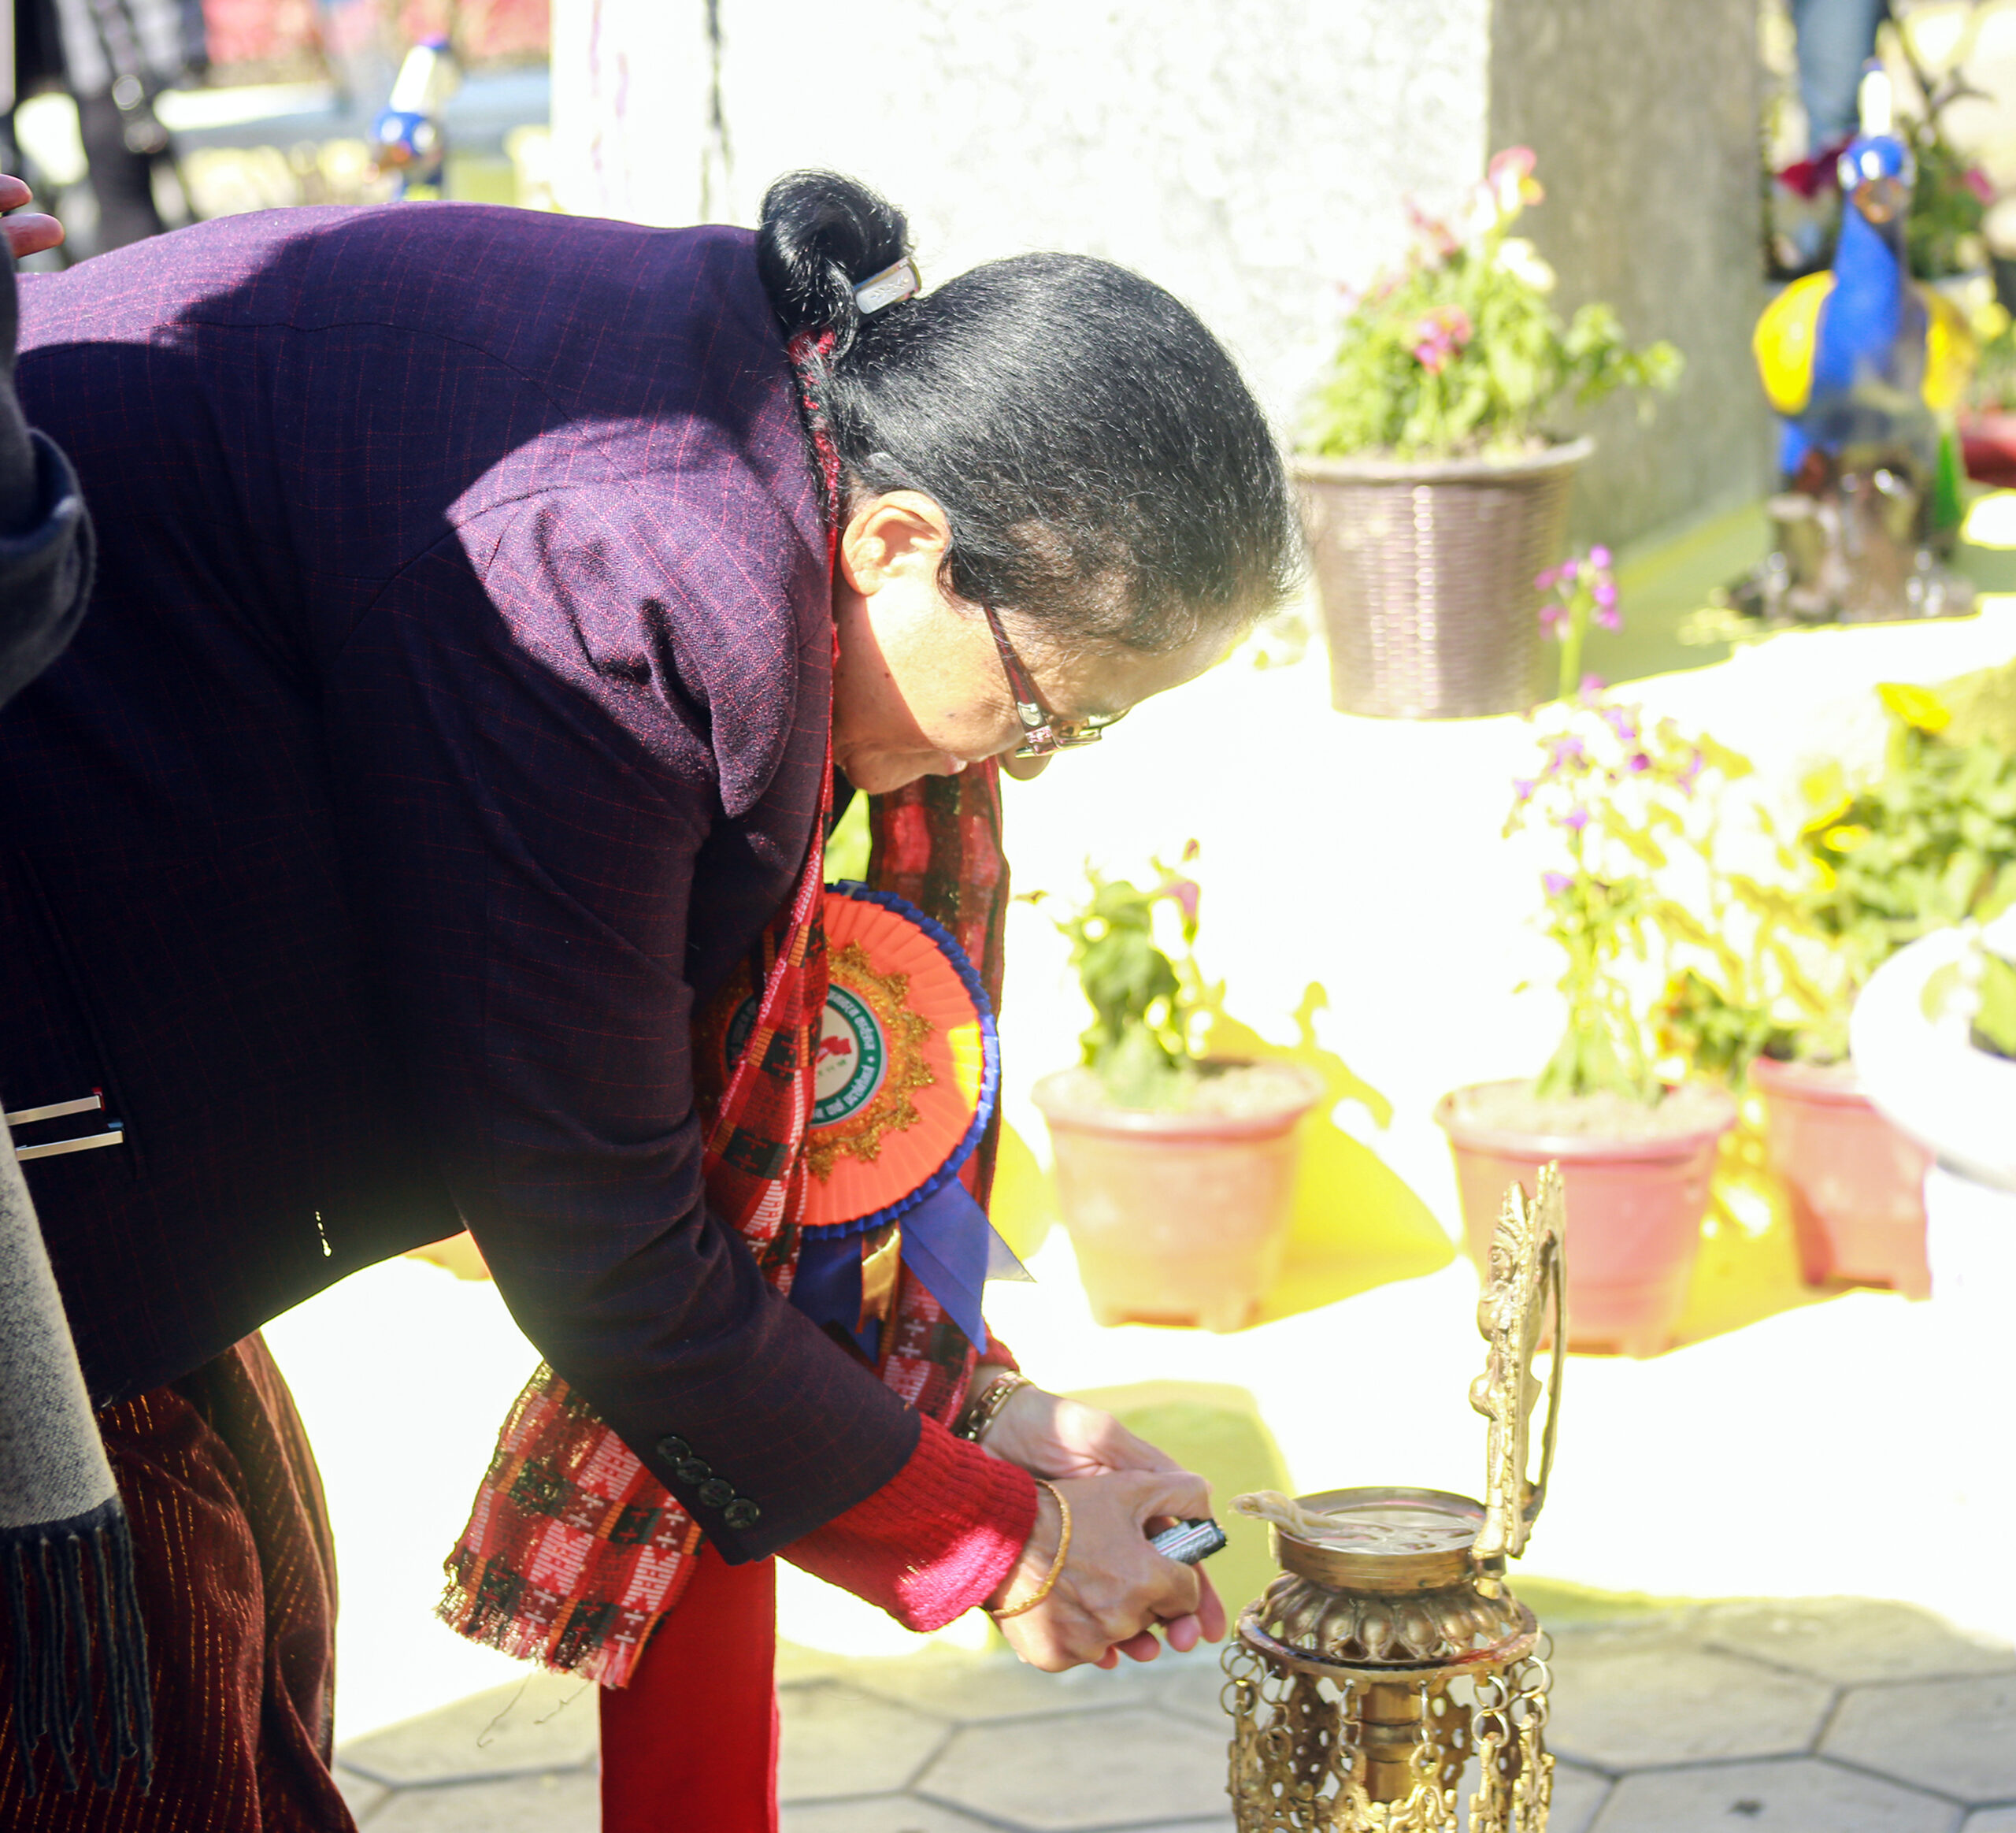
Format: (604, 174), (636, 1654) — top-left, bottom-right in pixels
(1294, 437), (1592, 719)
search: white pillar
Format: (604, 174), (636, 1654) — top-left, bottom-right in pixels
(548, 0), (724, 227)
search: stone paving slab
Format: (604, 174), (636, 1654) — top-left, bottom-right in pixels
(917, 1705), (1230, 1830)
(780, 1799), (1006, 1832)
(1823, 1672), (2016, 1805)
(339, 1668), (598, 1787)
(332, 1597), (2016, 1831)
(1588, 1756), (1961, 1832)
(777, 1681), (954, 1801)
(1540, 1763), (1613, 1833)
(1702, 1598), (2016, 1686)
(1544, 1631), (1836, 1769)
(365, 1768), (598, 1831)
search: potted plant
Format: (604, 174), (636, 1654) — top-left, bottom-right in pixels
(1435, 673), (1739, 1356)
(1296, 147), (1681, 720)
(1652, 682), (2016, 1297)
(1028, 852), (1324, 1334)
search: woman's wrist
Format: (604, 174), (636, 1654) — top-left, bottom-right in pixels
(954, 1371), (1032, 1443)
(985, 1478), (1063, 1615)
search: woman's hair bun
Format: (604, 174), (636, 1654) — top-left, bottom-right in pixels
(756, 171), (912, 355)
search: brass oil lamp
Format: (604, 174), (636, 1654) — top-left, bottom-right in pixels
(1222, 1167), (1566, 1831)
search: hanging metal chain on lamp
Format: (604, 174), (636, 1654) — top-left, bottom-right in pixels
(1221, 1167), (1566, 1831)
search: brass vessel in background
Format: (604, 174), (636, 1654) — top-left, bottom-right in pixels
(1222, 1167), (1566, 1831)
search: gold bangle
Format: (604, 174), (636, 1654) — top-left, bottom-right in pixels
(954, 1371), (1031, 1443)
(991, 1479), (1071, 1620)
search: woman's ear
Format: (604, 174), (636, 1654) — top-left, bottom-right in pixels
(838, 491), (955, 597)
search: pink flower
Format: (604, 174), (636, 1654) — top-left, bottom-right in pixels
(1534, 565), (1562, 592)
(1589, 544), (1612, 569)
(1540, 601), (1567, 634)
(1600, 706), (1639, 743)
(1404, 200), (1459, 262)
(1513, 777), (1536, 803)
(1543, 871), (1573, 897)
(1561, 807), (1591, 833)
(1580, 674), (1605, 699)
(1626, 752), (1652, 774)
(1559, 558), (1580, 581)
(1180, 837), (1201, 863)
(1547, 735), (1587, 766)
(1157, 875), (1202, 926)
(1486, 146), (1545, 216)
(1966, 166), (1996, 205)
(1410, 305), (1474, 374)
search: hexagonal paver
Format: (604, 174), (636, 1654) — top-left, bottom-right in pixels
(1964, 1813), (2016, 1831)
(335, 1670), (599, 1786)
(1458, 1760), (1610, 1833)
(845, 1647), (1162, 1722)
(1589, 1757), (1960, 1831)
(1158, 1650), (1239, 1727)
(366, 1768), (598, 1831)
(334, 1766), (389, 1825)
(1547, 1634), (1834, 1769)
(917, 1706), (1229, 1830)
(1825, 1675), (2016, 1805)
(1704, 1600), (2016, 1686)
(780, 1798), (1005, 1833)
(778, 1680), (953, 1801)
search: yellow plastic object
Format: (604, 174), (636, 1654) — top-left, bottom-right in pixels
(1668, 1101), (1833, 1349)
(1922, 285), (1976, 414)
(985, 1122), (1055, 1262)
(1753, 271), (1974, 418)
(1754, 273), (1831, 415)
(1200, 985), (1454, 1323)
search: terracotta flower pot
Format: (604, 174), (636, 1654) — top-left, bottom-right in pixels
(1435, 1082), (1738, 1358)
(1031, 1064), (1325, 1334)
(1750, 1056), (1932, 1299)
(1293, 438), (1591, 720)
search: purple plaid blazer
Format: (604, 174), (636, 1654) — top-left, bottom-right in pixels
(0, 205), (920, 1559)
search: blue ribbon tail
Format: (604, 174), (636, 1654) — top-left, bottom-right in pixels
(986, 1226), (1035, 1283)
(899, 1178), (993, 1349)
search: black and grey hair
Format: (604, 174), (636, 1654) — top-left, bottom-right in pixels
(755, 169), (1301, 655)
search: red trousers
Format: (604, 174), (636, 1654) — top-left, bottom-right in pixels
(599, 1546), (780, 1833)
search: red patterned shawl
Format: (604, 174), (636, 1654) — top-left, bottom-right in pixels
(437, 770), (1010, 1687)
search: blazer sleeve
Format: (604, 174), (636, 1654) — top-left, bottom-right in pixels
(318, 491), (922, 1562)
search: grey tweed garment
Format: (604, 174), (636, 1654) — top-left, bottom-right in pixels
(0, 1130), (150, 1792)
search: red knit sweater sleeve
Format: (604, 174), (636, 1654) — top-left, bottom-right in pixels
(782, 1414), (1037, 1633)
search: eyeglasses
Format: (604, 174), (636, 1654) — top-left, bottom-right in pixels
(982, 603), (1128, 759)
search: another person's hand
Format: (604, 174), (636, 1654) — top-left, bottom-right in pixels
(2, 178), (65, 260)
(978, 1384), (1227, 1663)
(988, 1468), (1219, 1672)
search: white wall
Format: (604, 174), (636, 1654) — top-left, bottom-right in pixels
(549, 0), (1494, 436)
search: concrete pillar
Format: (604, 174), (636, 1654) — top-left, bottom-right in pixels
(550, 0), (1766, 547)
(1489, 0), (1769, 546)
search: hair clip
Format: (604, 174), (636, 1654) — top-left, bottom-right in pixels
(854, 258), (921, 317)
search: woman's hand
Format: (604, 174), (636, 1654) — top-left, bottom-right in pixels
(988, 1468), (1220, 1672)
(978, 1384), (1227, 1662)
(2, 179), (65, 261)
(979, 1382), (1180, 1483)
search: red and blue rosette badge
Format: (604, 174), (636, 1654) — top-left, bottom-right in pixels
(704, 882), (1003, 1356)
